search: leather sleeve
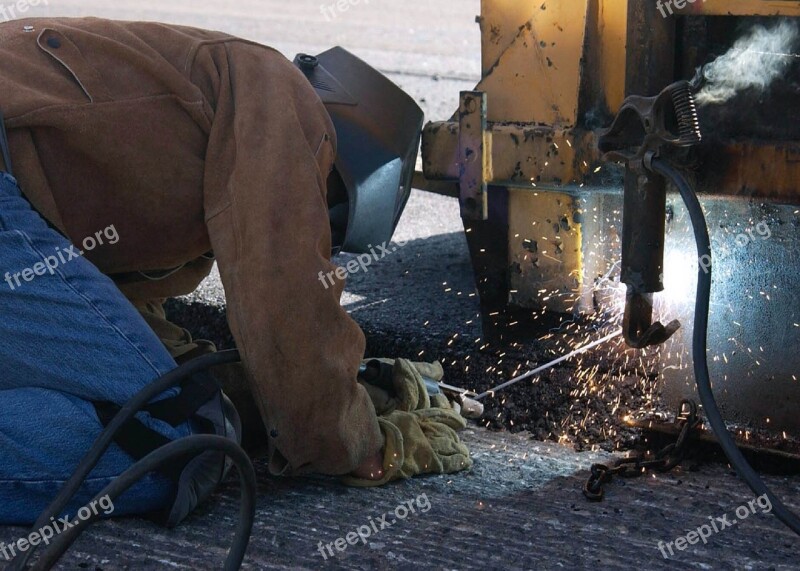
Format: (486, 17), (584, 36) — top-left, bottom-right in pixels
(192, 40), (383, 475)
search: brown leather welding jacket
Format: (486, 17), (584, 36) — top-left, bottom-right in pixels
(0, 17), (383, 476)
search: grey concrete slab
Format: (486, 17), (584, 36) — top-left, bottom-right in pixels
(2, 430), (798, 570)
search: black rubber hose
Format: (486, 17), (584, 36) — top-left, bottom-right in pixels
(9, 350), (246, 570)
(32, 435), (257, 571)
(651, 158), (800, 535)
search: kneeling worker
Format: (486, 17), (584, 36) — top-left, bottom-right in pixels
(0, 17), (471, 528)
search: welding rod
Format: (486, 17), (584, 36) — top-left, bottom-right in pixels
(474, 330), (622, 401)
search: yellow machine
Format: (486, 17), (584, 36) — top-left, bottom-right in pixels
(418, 1), (800, 435)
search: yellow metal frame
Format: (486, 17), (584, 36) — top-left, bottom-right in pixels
(420, 0), (800, 313)
(423, 0), (800, 193)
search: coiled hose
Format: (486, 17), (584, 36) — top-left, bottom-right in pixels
(10, 350), (256, 571)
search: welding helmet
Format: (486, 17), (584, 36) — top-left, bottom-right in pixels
(294, 48), (424, 254)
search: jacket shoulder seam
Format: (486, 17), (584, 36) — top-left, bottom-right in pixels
(184, 37), (277, 76)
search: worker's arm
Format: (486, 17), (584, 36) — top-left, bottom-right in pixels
(193, 40), (383, 476)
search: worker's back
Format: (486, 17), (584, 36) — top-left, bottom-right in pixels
(0, 18), (238, 279)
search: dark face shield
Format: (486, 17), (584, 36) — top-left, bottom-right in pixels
(294, 48), (424, 254)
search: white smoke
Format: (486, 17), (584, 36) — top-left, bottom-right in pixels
(696, 20), (799, 106)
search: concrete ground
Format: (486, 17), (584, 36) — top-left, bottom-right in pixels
(3, 431), (799, 570)
(2, 1), (798, 569)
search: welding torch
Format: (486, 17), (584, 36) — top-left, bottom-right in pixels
(358, 359), (484, 419)
(598, 80), (702, 348)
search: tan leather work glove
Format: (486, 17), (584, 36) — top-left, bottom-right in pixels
(359, 358), (452, 415)
(343, 407), (472, 486)
(346, 358), (472, 486)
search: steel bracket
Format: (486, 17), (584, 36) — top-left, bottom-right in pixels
(458, 91), (491, 220)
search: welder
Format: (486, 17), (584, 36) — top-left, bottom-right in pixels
(0, 17), (471, 527)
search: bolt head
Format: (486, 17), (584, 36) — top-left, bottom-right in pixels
(297, 54), (319, 69)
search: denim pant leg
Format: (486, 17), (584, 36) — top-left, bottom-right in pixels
(0, 173), (190, 525)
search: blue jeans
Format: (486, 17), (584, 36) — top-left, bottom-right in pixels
(0, 172), (189, 525)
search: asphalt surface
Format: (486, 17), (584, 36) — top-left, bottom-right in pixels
(2, 2), (798, 570)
